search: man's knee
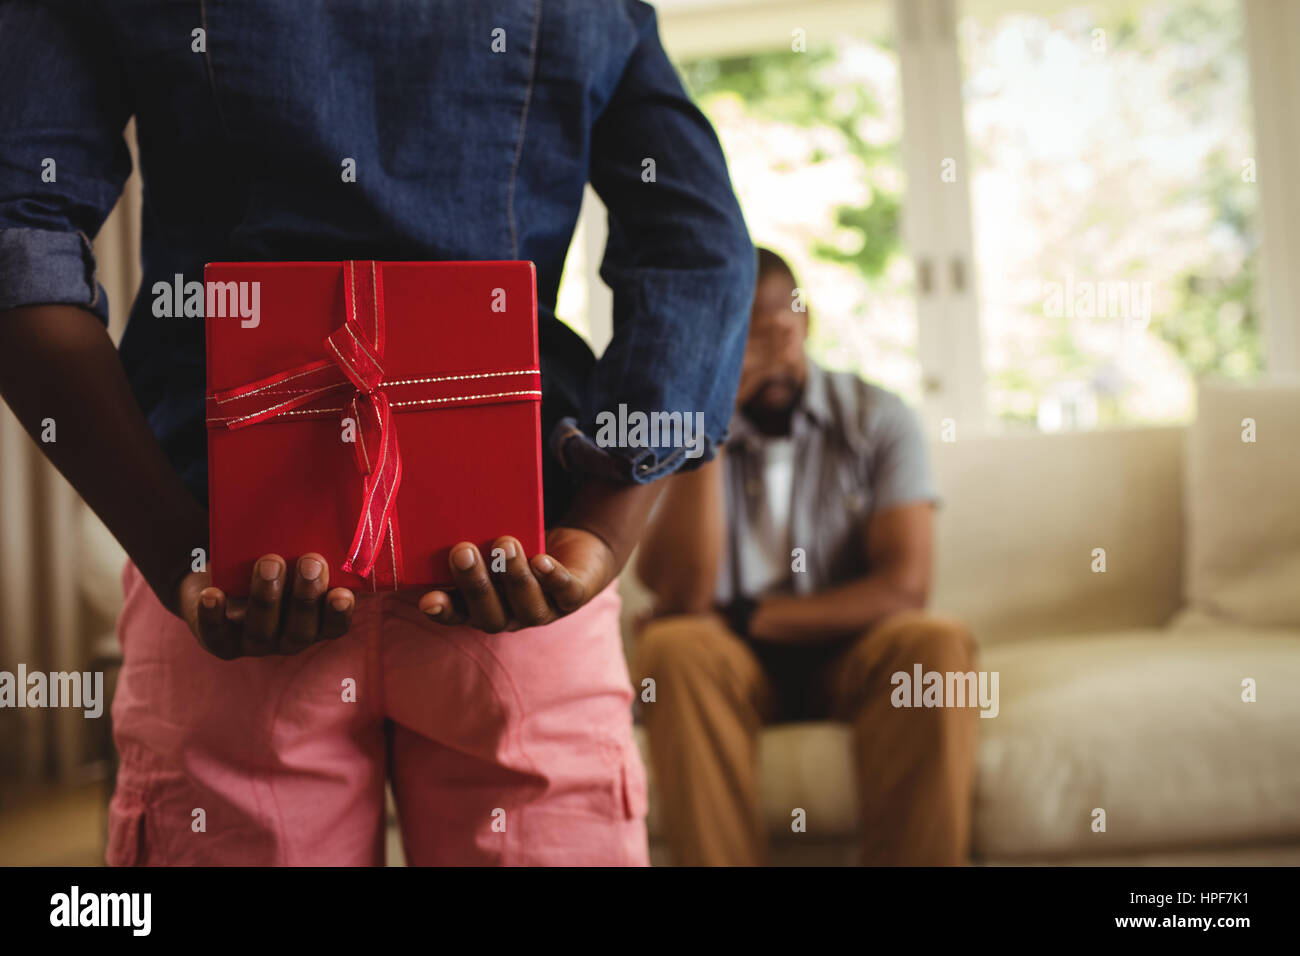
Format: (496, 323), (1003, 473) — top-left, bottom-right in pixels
(635, 613), (732, 676)
(848, 611), (978, 678)
(834, 611), (981, 726)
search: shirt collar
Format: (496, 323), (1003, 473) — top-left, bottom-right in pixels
(799, 359), (833, 429)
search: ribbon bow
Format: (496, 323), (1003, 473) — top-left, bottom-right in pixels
(206, 260), (541, 590)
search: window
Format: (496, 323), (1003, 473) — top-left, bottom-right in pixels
(681, 35), (920, 404)
(960, 0), (1260, 429)
(557, 0), (1282, 434)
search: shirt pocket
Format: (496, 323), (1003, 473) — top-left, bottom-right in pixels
(813, 443), (874, 578)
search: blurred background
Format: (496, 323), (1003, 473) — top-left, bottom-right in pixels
(2, 0), (1298, 865)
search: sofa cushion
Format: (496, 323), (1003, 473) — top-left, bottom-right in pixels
(1186, 382), (1300, 628)
(974, 628), (1300, 859)
(929, 427), (1184, 645)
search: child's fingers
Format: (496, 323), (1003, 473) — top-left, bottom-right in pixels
(320, 588), (356, 639)
(493, 536), (554, 628)
(241, 554), (286, 655)
(530, 553), (587, 614)
(448, 543), (509, 633)
(196, 587), (238, 659)
(282, 553), (329, 650)
(418, 589), (467, 627)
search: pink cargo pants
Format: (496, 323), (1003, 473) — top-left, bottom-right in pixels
(107, 561), (649, 866)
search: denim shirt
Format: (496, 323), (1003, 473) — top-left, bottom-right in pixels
(0, 0), (755, 520)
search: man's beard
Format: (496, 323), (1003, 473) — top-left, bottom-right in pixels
(742, 374), (803, 436)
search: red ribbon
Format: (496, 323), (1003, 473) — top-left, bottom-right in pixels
(206, 260), (541, 590)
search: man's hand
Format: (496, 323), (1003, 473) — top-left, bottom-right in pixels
(730, 503), (935, 644)
(176, 553), (355, 659)
(417, 527), (617, 632)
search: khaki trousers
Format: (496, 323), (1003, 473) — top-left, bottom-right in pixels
(634, 610), (979, 866)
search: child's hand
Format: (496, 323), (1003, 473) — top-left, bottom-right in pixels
(175, 553), (356, 659)
(417, 527), (616, 632)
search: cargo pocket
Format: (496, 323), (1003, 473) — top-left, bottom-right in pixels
(620, 753), (649, 821)
(105, 793), (149, 867)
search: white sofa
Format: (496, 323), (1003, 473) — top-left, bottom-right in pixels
(626, 383), (1300, 865)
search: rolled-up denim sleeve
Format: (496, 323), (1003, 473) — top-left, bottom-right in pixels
(553, 0), (756, 485)
(0, 1), (133, 324)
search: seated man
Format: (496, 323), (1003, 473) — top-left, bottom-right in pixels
(634, 248), (979, 866)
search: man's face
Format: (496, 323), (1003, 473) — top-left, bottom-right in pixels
(742, 273), (809, 418)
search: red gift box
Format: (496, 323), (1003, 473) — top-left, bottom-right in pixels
(204, 259), (544, 595)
